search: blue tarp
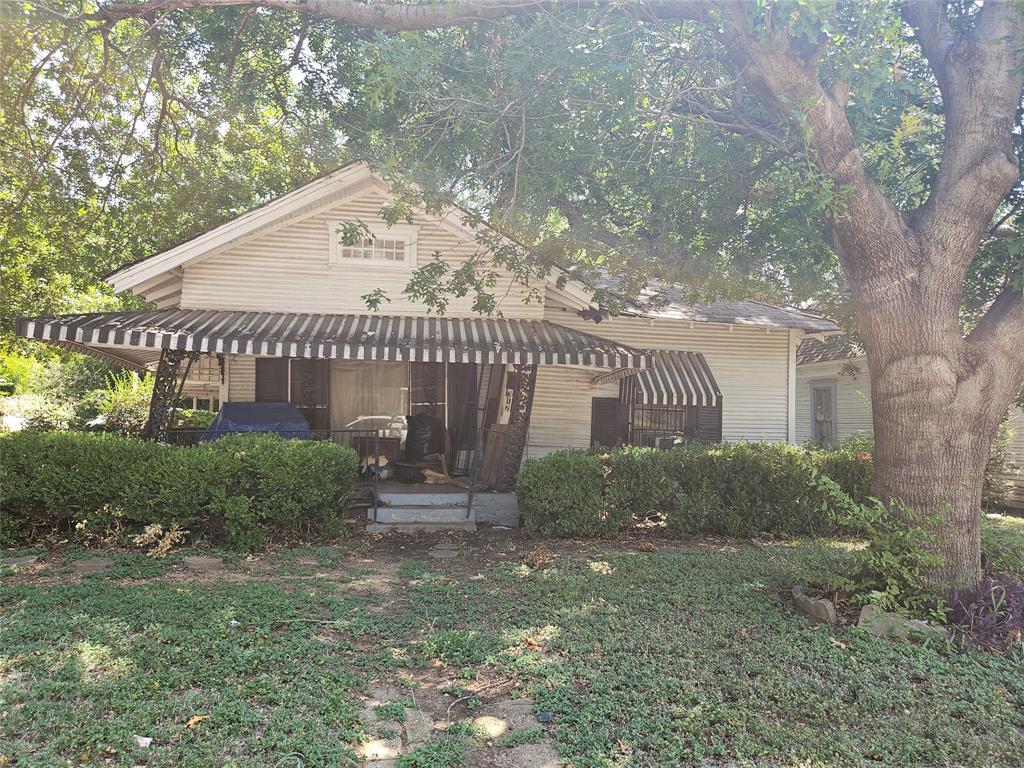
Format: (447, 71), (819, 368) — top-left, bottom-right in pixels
(203, 402), (312, 440)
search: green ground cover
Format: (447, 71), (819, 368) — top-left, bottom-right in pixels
(2, 521), (1022, 767)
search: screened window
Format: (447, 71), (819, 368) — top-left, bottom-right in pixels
(811, 382), (837, 445)
(630, 405), (687, 448)
(328, 222), (418, 267)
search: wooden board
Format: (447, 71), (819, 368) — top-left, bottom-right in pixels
(479, 424), (509, 489)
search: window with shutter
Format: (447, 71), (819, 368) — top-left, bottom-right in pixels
(255, 358), (288, 402)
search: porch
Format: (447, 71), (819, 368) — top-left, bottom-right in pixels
(16, 308), (724, 529)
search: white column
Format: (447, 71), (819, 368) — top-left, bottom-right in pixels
(787, 330), (800, 444)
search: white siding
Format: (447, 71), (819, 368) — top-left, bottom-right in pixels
(795, 356), (873, 443)
(227, 355), (256, 401)
(1008, 406), (1024, 468)
(527, 309), (796, 453)
(526, 366), (619, 458)
(180, 188), (544, 318)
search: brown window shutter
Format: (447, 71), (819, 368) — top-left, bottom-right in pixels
(696, 403), (723, 442)
(255, 358), (288, 402)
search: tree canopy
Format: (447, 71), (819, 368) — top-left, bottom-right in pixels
(3, 0), (1019, 341)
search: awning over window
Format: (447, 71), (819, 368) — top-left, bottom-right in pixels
(16, 309), (652, 370)
(619, 350), (721, 407)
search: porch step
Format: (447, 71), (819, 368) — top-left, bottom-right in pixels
(376, 491), (469, 507)
(371, 506), (474, 524)
(367, 521), (478, 534)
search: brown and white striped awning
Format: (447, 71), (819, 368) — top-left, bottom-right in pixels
(17, 309), (652, 369)
(619, 350), (720, 407)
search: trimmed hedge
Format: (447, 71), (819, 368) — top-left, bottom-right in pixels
(517, 442), (873, 538)
(517, 452), (611, 536)
(0, 431), (359, 550)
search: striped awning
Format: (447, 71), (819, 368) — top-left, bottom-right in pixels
(619, 350), (721, 407)
(16, 309), (652, 369)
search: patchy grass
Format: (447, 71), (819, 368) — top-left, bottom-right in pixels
(0, 577), (367, 766)
(2, 537), (1022, 767)
(983, 513), (1024, 576)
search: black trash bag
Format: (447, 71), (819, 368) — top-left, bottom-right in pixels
(404, 413), (444, 461)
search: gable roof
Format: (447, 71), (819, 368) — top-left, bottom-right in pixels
(594, 275), (840, 333)
(107, 162), (370, 294)
(797, 337), (864, 364)
(105, 161), (595, 312)
(104, 163), (840, 333)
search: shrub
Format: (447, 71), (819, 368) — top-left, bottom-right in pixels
(982, 515), (1024, 578)
(93, 371), (154, 436)
(665, 443), (844, 538)
(0, 430), (358, 550)
(600, 446), (677, 522)
(517, 442), (861, 538)
(818, 498), (947, 617)
(948, 572), (1024, 650)
(517, 451), (612, 536)
(810, 435), (874, 505)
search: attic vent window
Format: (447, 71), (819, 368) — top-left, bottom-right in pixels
(328, 222), (418, 268)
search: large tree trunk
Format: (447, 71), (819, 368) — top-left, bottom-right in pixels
(869, 359), (993, 587)
(849, 235), (1017, 587)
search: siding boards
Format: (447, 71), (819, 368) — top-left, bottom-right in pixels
(538, 309), (793, 445)
(180, 191), (544, 318)
(227, 355), (256, 401)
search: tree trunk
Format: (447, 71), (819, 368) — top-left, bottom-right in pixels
(849, 237), (1015, 588)
(869, 371), (990, 587)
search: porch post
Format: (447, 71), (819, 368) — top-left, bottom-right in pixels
(143, 349), (199, 441)
(496, 363), (538, 491)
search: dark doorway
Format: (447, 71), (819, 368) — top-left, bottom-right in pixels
(590, 397), (629, 447)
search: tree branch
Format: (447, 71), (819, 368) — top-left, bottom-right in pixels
(967, 285), (1024, 386)
(712, 3), (909, 280)
(903, 1), (1024, 281)
(95, 0), (710, 30)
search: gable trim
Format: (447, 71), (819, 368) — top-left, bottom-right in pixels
(108, 162), (374, 292)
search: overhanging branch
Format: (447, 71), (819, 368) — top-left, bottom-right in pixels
(967, 285), (1024, 384)
(95, 0), (710, 29)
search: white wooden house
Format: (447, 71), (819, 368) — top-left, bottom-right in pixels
(17, 163), (841, 527)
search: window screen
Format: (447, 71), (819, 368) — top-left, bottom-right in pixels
(812, 384), (836, 445)
(339, 237), (408, 263)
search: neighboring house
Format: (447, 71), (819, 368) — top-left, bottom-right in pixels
(795, 339), (873, 445)
(796, 338), (1024, 509)
(17, 163), (839, 525)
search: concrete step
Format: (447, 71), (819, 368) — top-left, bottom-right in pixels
(367, 521), (478, 534)
(371, 506), (474, 524)
(376, 491), (469, 507)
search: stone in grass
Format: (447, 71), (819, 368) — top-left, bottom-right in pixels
(471, 714), (509, 740)
(133, 735), (153, 749)
(72, 557), (114, 574)
(487, 698), (538, 731)
(791, 585), (838, 625)
(427, 545), (461, 560)
(858, 605), (947, 642)
(184, 555), (223, 572)
(357, 737), (401, 761)
(0, 555), (38, 570)
(492, 742), (562, 768)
